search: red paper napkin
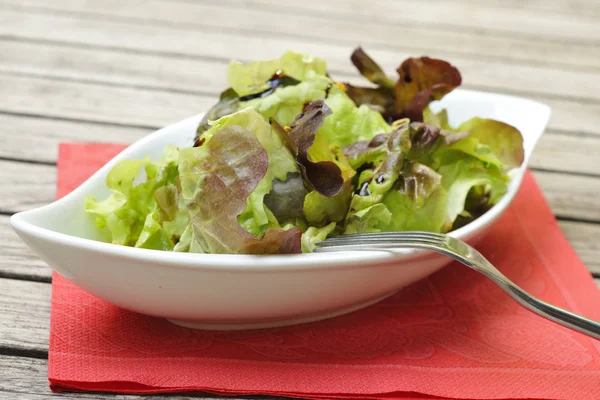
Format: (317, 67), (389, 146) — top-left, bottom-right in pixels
(49, 143), (600, 400)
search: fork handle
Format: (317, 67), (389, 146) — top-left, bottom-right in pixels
(491, 275), (600, 340)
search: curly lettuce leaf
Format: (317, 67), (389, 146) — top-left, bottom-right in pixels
(196, 51), (323, 140)
(395, 57), (461, 122)
(345, 48), (461, 123)
(228, 51), (327, 97)
(438, 157), (507, 225)
(303, 140), (356, 226)
(201, 107), (299, 236)
(301, 222), (337, 253)
(424, 109), (524, 171)
(455, 118), (524, 170)
(344, 160), (448, 234)
(350, 47), (395, 89)
(196, 88), (239, 140)
(383, 162), (449, 232)
(272, 100), (344, 197)
(242, 77), (330, 127)
(344, 203), (392, 234)
(342, 121), (411, 170)
(304, 180), (353, 227)
(342, 124), (410, 233)
(85, 146), (185, 249)
(319, 86), (392, 147)
(179, 124), (301, 254)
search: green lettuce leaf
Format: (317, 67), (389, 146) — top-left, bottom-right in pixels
(85, 146), (185, 249)
(454, 117), (524, 170)
(134, 212), (176, 250)
(319, 86), (392, 147)
(227, 51), (327, 97)
(241, 77), (330, 127)
(438, 157), (507, 226)
(383, 162), (449, 232)
(424, 109), (524, 171)
(301, 222), (337, 253)
(304, 180), (353, 227)
(344, 203), (392, 234)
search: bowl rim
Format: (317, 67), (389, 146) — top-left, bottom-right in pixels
(10, 88), (552, 272)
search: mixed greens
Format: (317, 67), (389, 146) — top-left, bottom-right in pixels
(85, 48), (524, 254)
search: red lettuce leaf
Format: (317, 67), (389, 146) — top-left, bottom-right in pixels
(182, 125), (301, 254)
(345, 48), (462, 123)
(272, 100), (344, 197)
(350, 47), (395, 88)
(395, 57), (462, 122)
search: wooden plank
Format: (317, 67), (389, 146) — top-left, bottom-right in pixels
(559, 221), (600, 276)
(532, 170), (600, 222)
(0, 278), (50, 353)
(0, 75), (213, 129)
(529, 133), (600, 176)
(0, 39), (231, 96)
(1, 4), (599, 72)
(0, 160), (55, 212)
(0, 355), (237, 399)
(2, 38), (600, 107)
(0, 114), (150, 163)
(455, 0), (600, 18)
(0, 215), (49, 281)
(221, 0), (600, 43)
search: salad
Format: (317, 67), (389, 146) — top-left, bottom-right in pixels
(85, 48), (524, 254)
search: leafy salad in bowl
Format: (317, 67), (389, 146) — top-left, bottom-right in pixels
(85, 48), (524, 255)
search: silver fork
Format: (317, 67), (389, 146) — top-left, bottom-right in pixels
(315, 231), (600, 340)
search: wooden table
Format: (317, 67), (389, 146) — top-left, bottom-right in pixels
(1, 0), (599, 398)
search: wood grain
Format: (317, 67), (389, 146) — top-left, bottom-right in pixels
(0, 74), (212, 129)
(2, 37), (600, 107)
(0, 355), (245, 399)
(454, 0), (600, 18)
(0, 160), (55, 212)
(0, 215), (51, 281)
(530, 133), (600, 177)
(218, 0), (600, 43)
(0, 113), (149, 163)
(0, 278), (50, 353)
(1, 4), (599, 72)
(1, 0), (600, 397)
(559, 221), (600, 275)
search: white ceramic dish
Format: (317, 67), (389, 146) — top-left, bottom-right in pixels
(11, 89), (550, 330)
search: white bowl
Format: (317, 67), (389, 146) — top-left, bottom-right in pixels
(11, 89), (551, 330)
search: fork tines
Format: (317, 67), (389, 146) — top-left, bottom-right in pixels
(315, 231), (446, 249)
